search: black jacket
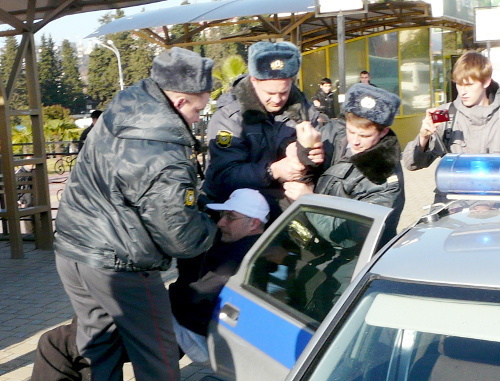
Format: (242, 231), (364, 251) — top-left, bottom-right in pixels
(169, 233), (260, 335)
(316, 119), (405, 246)
(78, 124), (93, 151)
(55, 78), (217, 271)
(202, 75), (318, 216)
(311, 89), (336, 118)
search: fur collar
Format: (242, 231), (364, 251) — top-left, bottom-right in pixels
(232, 75), (308, 124)
(350, 129), (401, 185)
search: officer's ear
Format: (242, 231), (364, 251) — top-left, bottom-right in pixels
(379, 126), (390, 139)
(173, 96), (188, 110)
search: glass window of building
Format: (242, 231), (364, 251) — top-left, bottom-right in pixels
(400, 28), (431, 115)
(431, 28), (446, 107)
(368, 32), (399, 95)
(302, 49), (328, 100)
(345, 39), (367, 88)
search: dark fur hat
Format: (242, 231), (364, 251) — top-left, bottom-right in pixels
(150, 47), (214, 93)
(248, 42), (301, 80)
(343, 83), (401, 126)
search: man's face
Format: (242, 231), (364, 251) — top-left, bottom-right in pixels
(360, 73), (371, 84)
(178, 92), (210, 125)
(250, 77), (293, 113)
(346, 121), (389, 155)
(217, 211), (254, 243)
(455, 77), (491, 107)
(320, 83), (332, 94)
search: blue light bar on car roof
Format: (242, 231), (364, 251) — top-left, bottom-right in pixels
(436, 154), (500, 196)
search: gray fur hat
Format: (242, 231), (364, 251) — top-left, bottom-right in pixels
(151, 47), (214, 93)
(248, 41), (301, 80)
(343, 83), (401, 126)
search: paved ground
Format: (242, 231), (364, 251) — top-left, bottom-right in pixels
(0, 160), (439, 381)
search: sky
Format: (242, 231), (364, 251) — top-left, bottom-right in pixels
(35, 0), (202, 46)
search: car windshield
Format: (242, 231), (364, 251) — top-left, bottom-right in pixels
(304, 279), (500, 381)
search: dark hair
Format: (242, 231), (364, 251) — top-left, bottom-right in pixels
(320, 78), (332, 85)
(360, 70), (370, 76)
(90, 110), (102, 120)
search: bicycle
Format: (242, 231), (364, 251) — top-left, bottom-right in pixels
(53, 155), (77, 175)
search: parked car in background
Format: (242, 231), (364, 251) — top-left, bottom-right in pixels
(207, 154), (500, 381)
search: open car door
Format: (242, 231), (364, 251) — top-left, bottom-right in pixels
(207, 194), (393, 381)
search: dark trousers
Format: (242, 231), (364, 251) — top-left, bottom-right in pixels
(31, 316), (90, 381)
(55, 255), (180, 381)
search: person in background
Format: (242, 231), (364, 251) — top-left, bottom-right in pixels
(311, 77), (336, 119)
(51, 47), (217, 381)
(77, 110), (102, 151)
(284, 83), (404, 247)
(170, 188), (270, 365)
(402, 51), (500, 203)
(359, 70), (376, 86)
(202, 41), (322, 221)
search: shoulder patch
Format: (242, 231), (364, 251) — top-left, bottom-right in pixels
(386, 174), (398, 184)
(216, 130), (232, 148)
(185, 189), (196, 207)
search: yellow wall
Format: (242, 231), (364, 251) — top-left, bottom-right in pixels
(392, 115), (423, 148)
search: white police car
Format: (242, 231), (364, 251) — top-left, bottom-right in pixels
(206, 154), (500, 381)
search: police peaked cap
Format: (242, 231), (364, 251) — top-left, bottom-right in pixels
(248, 41), (301, 80)
(343, 83), (401, 126)
(151, 47), (214, 93)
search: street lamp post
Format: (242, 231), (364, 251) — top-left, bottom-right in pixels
(95, 39), (124, 90)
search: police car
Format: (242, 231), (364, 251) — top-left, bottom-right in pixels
(206, 154), (500, 381)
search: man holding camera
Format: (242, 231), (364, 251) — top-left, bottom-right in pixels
(403, 51), (500, 202)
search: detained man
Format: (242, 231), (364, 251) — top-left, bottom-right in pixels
(169, 188), (270, 364)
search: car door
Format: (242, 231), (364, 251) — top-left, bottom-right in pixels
(207, 194), (392, 381)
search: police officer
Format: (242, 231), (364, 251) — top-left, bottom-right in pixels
(51, 48), (217, 381)
(285, 84), (405, 247)
(202, 41), (322, 221)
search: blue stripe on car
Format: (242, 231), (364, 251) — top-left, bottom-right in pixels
(215, 287), (313, 369)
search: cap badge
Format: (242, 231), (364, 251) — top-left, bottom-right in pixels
(270, 60), (284, 70)
(360, 96), (376, 109)
(185, 189), (195, 207)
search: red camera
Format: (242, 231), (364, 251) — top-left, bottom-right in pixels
(430, 109), (450, 123)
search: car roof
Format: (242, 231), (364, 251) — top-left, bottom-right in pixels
(370, 199), (500, 289)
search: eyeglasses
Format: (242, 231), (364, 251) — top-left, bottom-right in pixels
(220, 211), (250, 222)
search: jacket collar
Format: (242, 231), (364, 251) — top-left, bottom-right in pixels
(232, 75), (308, 124)
(350, 129), (401, 185)
(103, 78), (196, 147)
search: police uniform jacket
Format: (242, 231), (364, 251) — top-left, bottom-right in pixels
(203, 75), (318, 206)
(55, 78), (217, 271)
(316, 118), (405, 246)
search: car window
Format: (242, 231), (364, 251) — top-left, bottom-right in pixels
(243, 207), (374, 323)
(300, 279), (500, 381)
